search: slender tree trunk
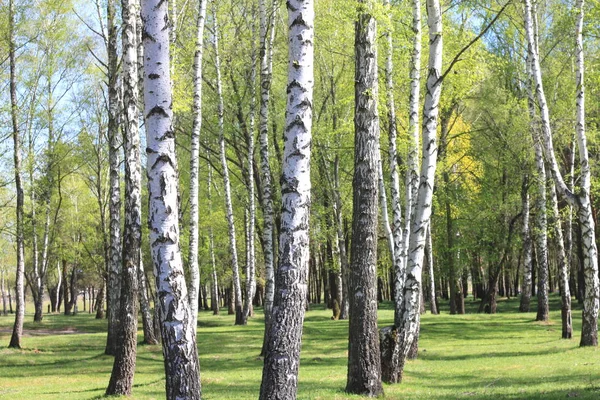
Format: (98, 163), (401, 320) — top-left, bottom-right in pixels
(138, 251), (158, 344)
(397, 0), (443, 382)
(519, 175), (533, 312)
(524, 0), (598, 346)
(383, 0), (405, 331)
(378, 160), (395, 261)
(212, 6), (244, 326)
(549, 181), (573, 338)
(105, 0), (122, 357)
(206, 157), (219, 316)
(142, 0), (201, 397)
(533, 140), (549, 322)
(259, 1), (314, 397)
(8, 0), (25, 350)
(243, 23), (258, 323)
(333, 156), (349, 320)
(1, 270), (7, 316)
(259, 0), (277, 357)
(425, 224), (438, 314)
(345, 1), (383, 396)
(106, 0), (140, 394)
(188, 0), (208, 333)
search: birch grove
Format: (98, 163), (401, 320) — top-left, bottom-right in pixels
(524, 0), (599, 346)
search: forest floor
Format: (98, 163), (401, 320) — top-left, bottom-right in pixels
(0, 294), (599, 399)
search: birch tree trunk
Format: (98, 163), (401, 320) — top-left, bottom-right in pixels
(105, 0), (122, 357)
(212, 5), (244, 326)
(383, 0), (404, 328)
(259, 0), (314, 397)
(345, 1), (383, 395)
(8, 0), (25, 349)
(425, 224), (437, 314)
(208, 158), (219, 315)
(524, 0), (598, 343)
(106, 0), (140, 394)
(533, 137), (549, 322)
(333, 155), (349, 320)
(259, 0), (277, 356)
(519, 175), (533, 312)
(138, 251), (158, 344)
(397, 0), (443, 382)
(243, 28), (258, 323)
(187, 0), (208, 333)
(142, 0), (201, 397)
(403, 0), (422, 273)
(549, 181), (573, 338)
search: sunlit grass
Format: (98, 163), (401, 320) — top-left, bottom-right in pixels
(1, 294), (599, 399)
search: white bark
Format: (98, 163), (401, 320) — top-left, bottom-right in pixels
(397, 0), (443, 382)
(259, 0), (313, 397)
(188, 0), (208, 334)
(524, 0), (598, 345)
(142, 0), (201, 397)
(212, 5), (244, 325)
(403, 0), (422, 273)
(243, 24), (258, 322)
(383, 0), (405, 327)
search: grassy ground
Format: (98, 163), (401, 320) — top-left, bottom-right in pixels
(0, 295), (599, 399)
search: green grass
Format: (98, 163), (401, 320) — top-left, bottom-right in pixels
(1, 295), (599, 399)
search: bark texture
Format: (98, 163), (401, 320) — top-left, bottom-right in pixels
(259, 1), (314, 398)
(106, 0), (140, 394)
(345, 2), (383, 396)
(142, 0), (201, 397)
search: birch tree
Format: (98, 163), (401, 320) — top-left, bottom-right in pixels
(8, 0), (26, 350)
(396, 0), (443, 382)
(524, 0), (598, 345)
(345, 0), (383, 396)
(106, 0), (140, 394)
(259, 0), (277, 355)
(549, 181), (572, 338)
(212, 4), (244, 326)
(402, 0), (422, 279)
(259, 0), (314, 397)
(142, 0), (201, 396)
(188, 0), (208, 333)
(519, 175), (533, 313)
(105, 0), (122, 356)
